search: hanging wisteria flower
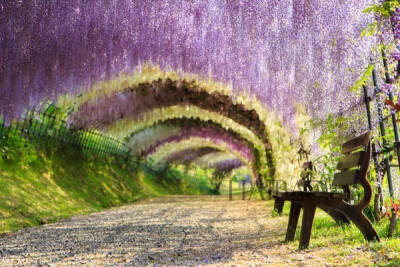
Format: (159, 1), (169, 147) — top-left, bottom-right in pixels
(394, 24), (400, 40)
(381, 83), (395, 95)
(1, 0), (374, 126)
(392, 49), (400, 60)
(391, 7), (400, 23)
(391, 7), (400, 39)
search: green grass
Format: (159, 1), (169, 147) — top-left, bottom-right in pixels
(0, 135), (204, 233)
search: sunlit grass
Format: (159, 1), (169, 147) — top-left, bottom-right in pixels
(0, 135), (204, 233)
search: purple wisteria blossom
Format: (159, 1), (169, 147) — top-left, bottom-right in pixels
(381, 83), (395, 95)
(144, 126), (255, 163)
(1, 0), (373, 126)
(391, 49), (400, 60)
(391, 7), (400, 39)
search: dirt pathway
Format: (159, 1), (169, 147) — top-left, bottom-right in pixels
(0, 196), (376, 266)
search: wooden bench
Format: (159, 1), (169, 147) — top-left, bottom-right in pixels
(273, 132), (380, 249)
(273, 162), (351, 226)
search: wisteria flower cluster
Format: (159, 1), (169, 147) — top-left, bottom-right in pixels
(381, 83), (395, 95)
(391, 7), (400, 39)
(392, 48), (400, 60)
(144, 126), (255, 163)
(163, 147), (220, 165)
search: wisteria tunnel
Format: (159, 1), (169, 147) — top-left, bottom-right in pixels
(4, 0), (400, 265)
(1, 0), (374, 184)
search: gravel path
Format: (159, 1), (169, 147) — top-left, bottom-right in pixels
(0, 196), (375, 266)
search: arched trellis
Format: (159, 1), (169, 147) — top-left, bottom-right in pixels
(66, 79), (275, 178)
(126, 118), (258, 157)
(160, 149), (246, 187)
(163, 147), (222, 165)
(141, 123), (254, 161)
(135, 123), (257, 179)
(146, 136), (252, 167)
(198, 156), (247, 194)
(206, 158), (245, 173)
(146, 137), (255, 179)
(69, 79), (269, 142)
(103, 105), (274, 180)
(194, 152), (242, 168)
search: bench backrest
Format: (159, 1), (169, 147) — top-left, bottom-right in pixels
(333, 132), (370, 186)
(332, 132), (372, 208)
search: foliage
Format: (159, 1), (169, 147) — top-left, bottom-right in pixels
(383, 197), (400, 218)
(0, 132), (37, 164)
(362, 1), (400, 40)
(363, 1), (400, 19)
(300, 108), (370, 198)
(170, 164), (216, 194)
(349, 64), (374, 93)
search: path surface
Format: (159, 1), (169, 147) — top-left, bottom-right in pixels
(0, 196), (374, 266)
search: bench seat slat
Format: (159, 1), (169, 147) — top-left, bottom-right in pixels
(274, 191), (347, 199)
(337, 151), (364, 170)
(332, 170), (359, 186)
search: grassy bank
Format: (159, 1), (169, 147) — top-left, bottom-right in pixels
(0, 134), (206, 233)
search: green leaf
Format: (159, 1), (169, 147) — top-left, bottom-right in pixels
(362, 6), (375, 14)
(363, 3), (393, 18)
(349, 64), (374, 92)
(383, 1), (400, 12)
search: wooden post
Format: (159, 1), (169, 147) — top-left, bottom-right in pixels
(229, 180), (233, 201)
(372, 63), (394, 197)
(0, 117), (4, 138)
(242, 180), (245, 200)
(257, 177), (265, 200)
(94, 133), (103, 155)
(59, 120), (67, 142)
(383, 49), (400, 191)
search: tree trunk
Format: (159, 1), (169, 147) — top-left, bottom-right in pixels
(373, 193), (381, 222)
(387, 210), (398, 238)
(213, 181), (222, 195)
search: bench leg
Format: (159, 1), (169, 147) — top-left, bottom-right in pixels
(299, 202), (316, 249)
(341, 209), (380, 242)
(285, 201), (301, 242)
(274, 197), (285, 215)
